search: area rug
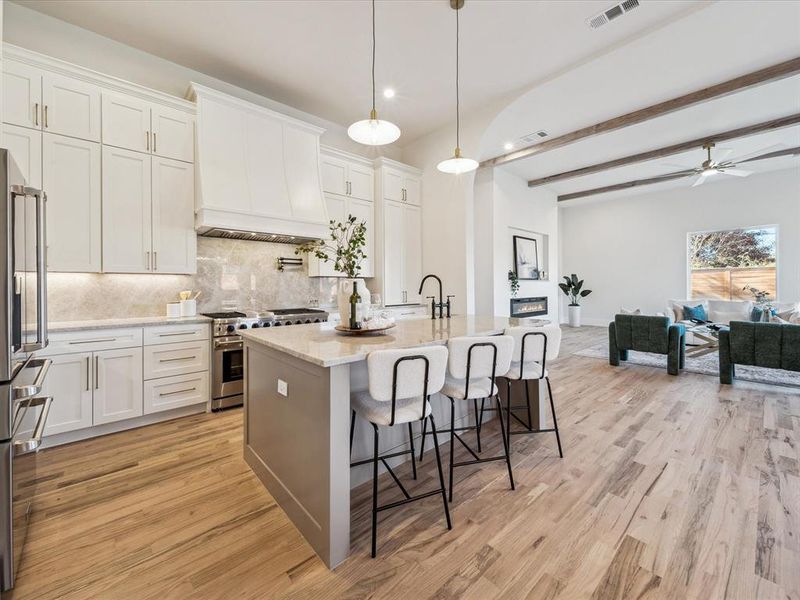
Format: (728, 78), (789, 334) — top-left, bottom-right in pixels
(576, 343), (800, 387)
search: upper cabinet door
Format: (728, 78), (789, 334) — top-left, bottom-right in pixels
(3, 124), (42, 189)
(403, 174), (422, 206)
(3, 61), (42, 129)
(43, 133), (102, 272)
(283, 126), (326, 223)
(402, 204), (423, 304)
(348, 163), (374, 202)
(152, 157), (196, 274)
(102, 146), (152, 273)
(383, 167), (404, 202)
(151, 105), (194, 163)
(383, 200), (405, 305)
(320, 155), (348, 196)
(42, 72), (101, 141)
(349, 197), (374, 278)
(102, 93), (151, 153)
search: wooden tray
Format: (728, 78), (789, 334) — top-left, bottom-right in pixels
(335, 323), (396, 335)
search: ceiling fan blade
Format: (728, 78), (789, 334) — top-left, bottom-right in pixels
(720, 168), (753, 177)
(731, 143), (788, 164)
(691, 173), (709, 187)
(714, 147), (734, 161)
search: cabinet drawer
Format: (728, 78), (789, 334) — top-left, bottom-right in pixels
(144, 340), (208, 380)
(144, 324), (209, 345)
(39, 328), (143, 356)
(144, 371), (208, 414)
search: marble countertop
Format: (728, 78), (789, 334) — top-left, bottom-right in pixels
(46, 315), (212, 333)
(239, 315), (531, 367)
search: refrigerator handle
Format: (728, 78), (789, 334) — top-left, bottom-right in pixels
(20, 188), (48, 352)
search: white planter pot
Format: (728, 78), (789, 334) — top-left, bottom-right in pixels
(338, 278), (371, 325)
(568, 305), (581, 328)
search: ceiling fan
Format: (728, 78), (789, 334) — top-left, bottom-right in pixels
(665, 141), (788, 187)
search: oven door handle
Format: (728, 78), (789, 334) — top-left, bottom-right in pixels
(214, 341), (243, 351)
(14, 396), (52, 456)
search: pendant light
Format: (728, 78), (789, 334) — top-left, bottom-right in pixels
(347, 0), (401, 146)
(437, 0), (478, 174)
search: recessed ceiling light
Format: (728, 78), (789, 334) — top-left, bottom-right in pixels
(383, 88), (395, 99)
(504, 142), (514, 151)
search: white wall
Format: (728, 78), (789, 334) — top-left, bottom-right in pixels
(559, 168), (800, 325)
(3, 2), (401, 161)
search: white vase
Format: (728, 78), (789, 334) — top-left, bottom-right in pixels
(338, 278), (371, 325)
(568, 305), (581, 328)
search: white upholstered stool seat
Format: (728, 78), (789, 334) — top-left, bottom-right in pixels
(503, 361), (547, 381)
(352, 391), (431, 426)
(441, 375), (497, 400)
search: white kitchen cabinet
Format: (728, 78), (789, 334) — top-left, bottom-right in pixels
(403, 173), (422, 206)
(102, 146), (152, 273)
(43, 133), (102, 272)
(383, 200), (422, 305)
(102, 92), (151, 153)
(349, 197), (375, 278)
(93, 346), (144, 425)
(320, 150), (374, 201)
(378, 162), (422, 206)
(348, 162), (374, 201)
(3, 61), (41, 130)
(151, 105), (194, 162)
(143, 340), (209, 380)
(144, 371), (209, 415)
(151, 157), (196, 274)
(40, 352), (94, 436)
(308, 193), (375, 278)
(320, 155), (348, 196)
(42, 72), (102, 141)
(383, 167), (404, 202)
(3, 124), (41, 189)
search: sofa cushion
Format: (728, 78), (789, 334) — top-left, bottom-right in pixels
(668, 299), (708, 322)
(683, 304), (708, 321)
(707, 300), (753, 324)
(619, 307), (642, 315)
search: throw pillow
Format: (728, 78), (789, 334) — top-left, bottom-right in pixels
(771, 316), (792, 324)
(774, 307), (800, 323)
(683, 304), (708, 322)
(750, 306), (764, 322)
(620, 307), (642, 315)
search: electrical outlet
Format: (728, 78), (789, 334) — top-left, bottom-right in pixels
(277, 379), (288, 397)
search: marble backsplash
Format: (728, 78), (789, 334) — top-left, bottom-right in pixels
(46, 236), (374, 321)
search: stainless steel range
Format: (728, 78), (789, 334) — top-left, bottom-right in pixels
(203, 308), (329, 411)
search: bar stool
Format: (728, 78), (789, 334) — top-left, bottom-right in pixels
(349, 346), (451, 558)
(490, 324), (563, 457)
(435, 335), (514, 502)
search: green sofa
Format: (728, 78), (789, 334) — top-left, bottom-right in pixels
(719, 321), (800, 384)
(609, 315), (686, 376)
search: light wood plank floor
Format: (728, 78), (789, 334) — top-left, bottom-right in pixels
(8, 326), (799, 599)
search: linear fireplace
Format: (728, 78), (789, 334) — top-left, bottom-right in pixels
(510, 296), (548, 318)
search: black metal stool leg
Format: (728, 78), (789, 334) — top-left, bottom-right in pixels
(524, 380), (533, 430)
(428, 415), (452, 530)
(546, 377), (564, 458)
(419, 416), (427, 462)
(448, 397), (456, 502)
(350, 409), (356, 456)
(371, 424), (380, 558)
(496, 394), (515, 490)
(473, 397), (482, 453)
(408, 422), (417, 480)
(506, 388), (513, 448)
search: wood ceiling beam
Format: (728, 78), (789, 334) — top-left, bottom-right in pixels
(480, 56), (800, 169)
(527, 113), (800, 188)
(557, 146), (800, 202)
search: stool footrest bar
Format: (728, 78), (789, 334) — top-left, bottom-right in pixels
(376, 489), (443, 512)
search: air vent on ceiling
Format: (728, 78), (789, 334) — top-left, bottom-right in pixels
(518, 130), (549, 144)
(200, 228), (318, 245)
(587, 0), (640, 29)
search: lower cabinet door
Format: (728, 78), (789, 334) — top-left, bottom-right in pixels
(144, 371), (208, 414)
(40, 352), (94, 436)
(93, 347), (143, 425)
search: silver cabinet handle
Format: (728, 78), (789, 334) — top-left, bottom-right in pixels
(158, 331), (195, 337)
(14, 397), (52, 456)
(44, 105), (48, 129)
(13, 358), (52, 400)
(69, 337), (117, 345)
(146, 131), (150, 151)
(34, 103), (39, 126)
(160, 386), (196, 397)
(159, 355), (197, 363)
(146, 251), (150, 271)
(94, 356), (99, 390)
(153, 132), (157, 153)
(85, 356), (90, 391)
(153, 251), (157, 271)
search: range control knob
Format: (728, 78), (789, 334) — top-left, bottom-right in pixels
(274, 322), (282, 326)
(263, 322), (271, 327)
(251, 323), (260, 328)
(238, 324), (248, 330)
(226, 325), (236, 333)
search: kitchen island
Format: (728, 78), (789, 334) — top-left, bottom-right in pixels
(239, 315), (549, 568)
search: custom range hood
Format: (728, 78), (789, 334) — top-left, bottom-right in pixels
(189, 83), (329, 243)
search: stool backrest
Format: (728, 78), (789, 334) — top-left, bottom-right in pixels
(447, 335), (514, 380)
(505, 324), (562, 364)
(367, 345), (448, 402)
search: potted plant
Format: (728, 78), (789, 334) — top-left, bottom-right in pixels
(296, 215), (370, 319)
(508, 270), (519, 298)
(559, 274), (592, 327)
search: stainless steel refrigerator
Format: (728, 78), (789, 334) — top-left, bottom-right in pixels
(0, 149), (51, 594)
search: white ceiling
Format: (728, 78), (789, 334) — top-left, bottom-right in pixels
(13, 0), (706, 143)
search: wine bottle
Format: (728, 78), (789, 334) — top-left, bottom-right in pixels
(349, 281), (362, 329)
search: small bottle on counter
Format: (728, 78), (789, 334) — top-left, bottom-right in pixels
(349, 281), (362, 329)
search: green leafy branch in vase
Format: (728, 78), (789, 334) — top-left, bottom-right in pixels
(295, 214), (367, 278)
(558, 274), (592, 307)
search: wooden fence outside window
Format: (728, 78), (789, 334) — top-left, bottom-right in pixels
(691, 266), (777, 301)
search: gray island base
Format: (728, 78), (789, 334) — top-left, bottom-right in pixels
(240, 315), (549, 568)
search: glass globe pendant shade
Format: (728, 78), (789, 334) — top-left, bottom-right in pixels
(348, 109), (401, 146)
(437, 147), (478, 174)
